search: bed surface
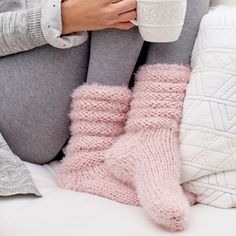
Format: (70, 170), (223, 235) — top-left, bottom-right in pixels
(0, 161), (235, 236)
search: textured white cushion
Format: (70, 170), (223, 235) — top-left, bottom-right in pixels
(180, 5), (236, 208)
(0, 133), (40, 197)
(0, 161), (235, 236)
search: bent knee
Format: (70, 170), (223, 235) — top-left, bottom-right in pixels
(2, 126), (68, 165)
(14, 139), (66, 165)
(19, 146), (60, 165)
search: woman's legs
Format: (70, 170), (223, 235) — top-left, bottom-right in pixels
(87, 27), (144, 86)
(58, 28), (144, 204)
(0, 42), (89, 164)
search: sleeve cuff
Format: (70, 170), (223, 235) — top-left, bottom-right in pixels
(41, 0), (88, 49)
(27, 8), (47, 47)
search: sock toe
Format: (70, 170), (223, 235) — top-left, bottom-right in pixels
(138, 182), (189, 231)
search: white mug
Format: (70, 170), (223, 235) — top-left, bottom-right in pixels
(131, 0), (187, 43)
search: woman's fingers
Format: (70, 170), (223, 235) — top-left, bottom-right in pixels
(113, 0), (137, 15)
(61, 0), (137, 33)
(112, 21), (135, 30)
(116, 10), (136, 23)
(111, 0), (122, 3)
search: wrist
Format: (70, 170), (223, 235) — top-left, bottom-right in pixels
(61, 0), (76, 35)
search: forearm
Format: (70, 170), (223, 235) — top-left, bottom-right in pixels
(0, 8), (47, 57)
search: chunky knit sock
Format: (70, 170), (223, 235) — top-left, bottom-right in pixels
(57, 84), (139, 206)
(105, 64), (191, 231)
(105, 132), (197, 206)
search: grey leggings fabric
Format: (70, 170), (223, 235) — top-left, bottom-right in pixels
(0, 43), (89, 164)
(0, 0), (209, 164)
(87, 27), (144, 86)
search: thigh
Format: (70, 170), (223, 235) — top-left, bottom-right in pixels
(0, 42), (89, 164)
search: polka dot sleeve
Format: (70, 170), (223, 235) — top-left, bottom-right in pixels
(41, 0), (88, 49)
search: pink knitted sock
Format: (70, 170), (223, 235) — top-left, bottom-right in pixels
(105, 64), (192, 231)
(57, 84), (139, 206)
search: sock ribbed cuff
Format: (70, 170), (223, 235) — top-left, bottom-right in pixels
(126, 64), (191, 131)
(70, 84), (132, 137)
(72, 84), (132, 104)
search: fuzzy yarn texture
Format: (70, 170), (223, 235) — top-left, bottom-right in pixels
(105, 64), (192, 231)
(57, 84), (139, 205)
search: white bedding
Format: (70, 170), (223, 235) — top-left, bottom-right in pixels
(180, 6), (236, 208)
(0, 161), (235, 236)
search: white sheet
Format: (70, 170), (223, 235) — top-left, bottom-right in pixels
(0, 161), (235, 236)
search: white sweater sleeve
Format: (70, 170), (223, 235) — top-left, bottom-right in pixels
(0, 8), (46, 57)
(0, 0), (88, 57)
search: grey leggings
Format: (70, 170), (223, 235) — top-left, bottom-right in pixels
(0, 0), (209, 164)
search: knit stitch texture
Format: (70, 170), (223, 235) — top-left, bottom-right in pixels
(57, 84), (139, 205)
(105, 64), (192, 231)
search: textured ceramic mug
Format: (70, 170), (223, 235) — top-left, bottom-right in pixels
(131, 0), (187, 42)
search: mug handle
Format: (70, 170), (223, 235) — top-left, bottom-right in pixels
(130, 20), (138, 26)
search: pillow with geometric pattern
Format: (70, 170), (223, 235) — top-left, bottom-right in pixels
(180, 6), (236, 208)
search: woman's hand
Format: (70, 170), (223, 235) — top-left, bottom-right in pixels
(61, 0), (137, 34)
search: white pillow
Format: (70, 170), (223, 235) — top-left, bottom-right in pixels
(180, 6), (236, 208)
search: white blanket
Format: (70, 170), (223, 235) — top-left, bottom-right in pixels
(180, 6), (236, 208)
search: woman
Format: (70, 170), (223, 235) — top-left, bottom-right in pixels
(0, 0), (210, 231)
